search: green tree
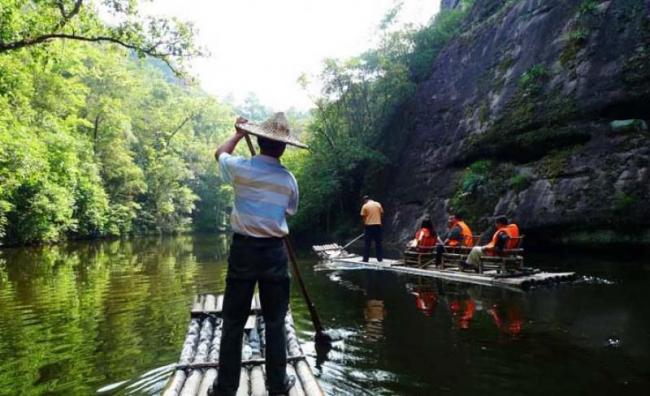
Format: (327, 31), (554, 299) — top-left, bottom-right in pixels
(0, 0), (202, 74)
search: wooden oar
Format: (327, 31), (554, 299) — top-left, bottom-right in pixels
(243, 134), (331, 344)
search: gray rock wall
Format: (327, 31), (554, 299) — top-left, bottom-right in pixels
(385, 0), (650, 245)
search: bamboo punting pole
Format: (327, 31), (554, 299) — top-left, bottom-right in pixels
(242, 133), (331, 344)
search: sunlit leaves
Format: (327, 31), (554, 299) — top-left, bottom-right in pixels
(0, 0), (203, 75)
(0, 36), (233, 244)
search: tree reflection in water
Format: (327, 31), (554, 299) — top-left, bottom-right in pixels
(0, 235), (229, 395)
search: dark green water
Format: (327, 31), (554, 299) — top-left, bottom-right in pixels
(0, 235), (648, 395)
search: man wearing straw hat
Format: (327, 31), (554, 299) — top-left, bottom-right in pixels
(210, 113), (307, 396)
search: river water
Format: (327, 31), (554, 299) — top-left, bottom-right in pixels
(0, 234), (648, 395)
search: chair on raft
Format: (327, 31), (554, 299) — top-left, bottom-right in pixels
(477, 235), (526, 274)
(438, 235), (482, 269)
(403, 245), (436, 268)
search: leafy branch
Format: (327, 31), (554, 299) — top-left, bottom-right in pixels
(0, 0), (203, 75)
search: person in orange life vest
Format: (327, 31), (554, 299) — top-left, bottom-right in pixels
(410, 218), (440, 252)
(360, 195), (384, 262)
(465, 215), (520, 270)
(435, 213), (473, 266)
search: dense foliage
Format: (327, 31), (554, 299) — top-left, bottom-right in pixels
(0, 1), (233, 245)
(0, 0), (478, 245)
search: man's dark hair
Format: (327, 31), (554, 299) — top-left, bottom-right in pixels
(362, 195), (370, 202)
(257, 136), (286, 157)
(452, 212), (464, 220)
(495, 215), (509, 225)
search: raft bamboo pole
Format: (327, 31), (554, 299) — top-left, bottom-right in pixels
(163, 318), (202, 396)
(197, 370), (217, 396)
(176, 355), (309, 370)
(295, 361), (321, 396)
(180, 317), (215, 395)
(216, 295), (224, 312)
(179, 371), (203, 396)
(284, 314), (324, 396)
(163, 371), (187, 396)
(286, 363), (306, 396)
(235, 367), (250, 396)
(205, 294), (217, 311)
(192, 295), (205, 314)
(198, 318), (222, 396)
(250, 366), (267, 396)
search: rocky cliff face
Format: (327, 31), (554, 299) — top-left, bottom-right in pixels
(386, 0), (650, 245)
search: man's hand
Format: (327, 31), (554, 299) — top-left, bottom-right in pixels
(234, 116), (249, 137)
(215, 116), (249, 161)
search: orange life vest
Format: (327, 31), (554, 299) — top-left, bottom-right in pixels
(448, 221), (474, 247)
(415, 228), (436, 250)
(487, 223), (520, 250)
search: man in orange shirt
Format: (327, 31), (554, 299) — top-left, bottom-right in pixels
(360, 195), (384, 262)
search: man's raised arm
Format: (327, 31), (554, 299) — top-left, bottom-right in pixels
(214, 116), (248, 161)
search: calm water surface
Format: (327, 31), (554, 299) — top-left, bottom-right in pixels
(0, 235), (648, 395)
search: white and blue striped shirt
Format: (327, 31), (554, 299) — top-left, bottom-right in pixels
(219, 153), (299, 237)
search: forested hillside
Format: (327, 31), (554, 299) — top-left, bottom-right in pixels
(3, 0), (649, 246)
(0, 0), (236, 245)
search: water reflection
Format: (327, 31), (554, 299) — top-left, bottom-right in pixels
(1, 238), (649, 395)
(0, 235), (229, 395)
(407, 283), (438, 317)
(488, 302), (523, 337)
(362, 272), (385, 343)
(406, 280), (525, 335)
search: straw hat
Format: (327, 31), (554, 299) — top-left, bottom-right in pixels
(236, 112), (308, 149)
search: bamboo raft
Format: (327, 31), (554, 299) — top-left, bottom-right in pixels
(162, 294), (324, 396)
(312, 244), (575, 290)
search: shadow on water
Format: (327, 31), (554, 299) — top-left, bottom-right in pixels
(0, 235), (649, 395)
